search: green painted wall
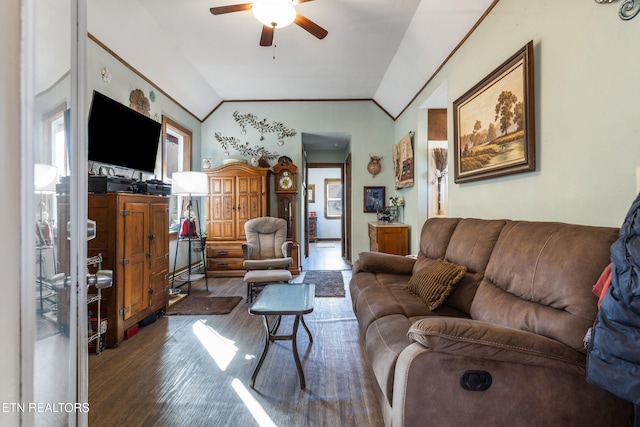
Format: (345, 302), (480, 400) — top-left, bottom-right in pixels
(202, 101), (394, 258)
(396, 0), (640, 252)
(87, 39), (202, 176)
(86, 0), (640, 263)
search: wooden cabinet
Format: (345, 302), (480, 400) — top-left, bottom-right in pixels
(368, 222), (410, 256)
(88, 193), (169, 348)
(308, 216), (317, 242)
(206, 244), (246, 276)
(205, 163), (270, 277)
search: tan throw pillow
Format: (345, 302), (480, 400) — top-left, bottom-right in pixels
(406, 259), (467, 310)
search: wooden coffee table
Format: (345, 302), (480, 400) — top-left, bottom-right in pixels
(249, 283), (315, 390)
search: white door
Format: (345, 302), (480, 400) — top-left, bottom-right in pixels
(26, 0), (88, 425)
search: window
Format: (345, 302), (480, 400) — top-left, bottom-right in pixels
(38, 104), (68, 230)
(49, 112), (69, 177)
(324, 178), (342, 219)
(162, 116), (192, 233)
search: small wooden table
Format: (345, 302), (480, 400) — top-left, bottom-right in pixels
(368, 222), (410, 255)
(249, 283), (315, 389)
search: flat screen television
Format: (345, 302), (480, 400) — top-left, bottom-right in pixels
(88, 90), (161, 174)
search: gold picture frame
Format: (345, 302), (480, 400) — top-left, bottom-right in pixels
(453, 41), (536, 183)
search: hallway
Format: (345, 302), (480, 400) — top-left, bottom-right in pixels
(301, 240), (351, 271)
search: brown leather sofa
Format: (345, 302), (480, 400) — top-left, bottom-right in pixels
(350, 217), (633, 426)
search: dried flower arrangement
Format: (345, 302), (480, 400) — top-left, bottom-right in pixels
(431, 148), (448, 215)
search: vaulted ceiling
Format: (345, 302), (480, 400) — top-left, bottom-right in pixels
(88, 0), (494, 121)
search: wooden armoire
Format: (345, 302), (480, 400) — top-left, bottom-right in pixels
(87, 193), (169, 347)
(204, 163), (270, 277)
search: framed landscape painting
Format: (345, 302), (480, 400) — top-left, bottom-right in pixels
(453, 41), (535, 183)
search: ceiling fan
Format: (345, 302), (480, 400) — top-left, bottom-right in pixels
(210, 0), (328, 47)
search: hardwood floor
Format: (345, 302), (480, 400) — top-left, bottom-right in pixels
(88, 248), (382, 427)
(302, 240), (351, 271)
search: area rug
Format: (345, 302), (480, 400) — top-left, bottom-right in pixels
(165, 296), (243, 315)
(302, 270), (346, 298)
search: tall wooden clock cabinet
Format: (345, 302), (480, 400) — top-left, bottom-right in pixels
(272, 156), (298, 240)
(272, 156), (302, 273)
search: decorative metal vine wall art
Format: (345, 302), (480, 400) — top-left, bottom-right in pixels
(214, 132), (280, 160)
(214, 111), (297, 161)
(595, 0), (640, 20)
(233, 111), (297, 144)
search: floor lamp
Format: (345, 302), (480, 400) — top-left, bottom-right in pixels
(35, 163), (58, 316)
(171, 171), (209, 295)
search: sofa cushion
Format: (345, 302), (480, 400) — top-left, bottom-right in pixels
(407, 260), (466, 310)
(356, 278), (429, 336)
(353, 274), (467, 337)
(351, 253), (416, 312)
(443, 218), (508, 314)
(471, 221), (619, 353)
(414, 217), (460, 264)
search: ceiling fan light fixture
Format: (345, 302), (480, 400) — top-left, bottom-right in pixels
(252, 0), (296, 28)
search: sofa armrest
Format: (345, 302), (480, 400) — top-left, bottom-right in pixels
(391, 317), (632, 426)
(408, 317), (585, 370)
(356, 251), (416, 275)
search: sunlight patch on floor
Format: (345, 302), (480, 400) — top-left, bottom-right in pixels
(192, 320), (237, 371)
(231, 378), (277, 427)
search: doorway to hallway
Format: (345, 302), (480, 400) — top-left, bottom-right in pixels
(302, 241), (351, 271)
(305, 164), (347, 269)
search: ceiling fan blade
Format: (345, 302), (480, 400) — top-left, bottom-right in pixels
(293, 0), (314, 4)
(210, 3), (253, 15)
(294, 14), (328, 40)
(260, 25), (274, 46)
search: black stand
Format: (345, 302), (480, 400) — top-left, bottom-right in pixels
(36, 207), (56, 317)
(171, 197), (208, 295)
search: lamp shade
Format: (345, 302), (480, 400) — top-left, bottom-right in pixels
(252, 0), (296, 28)
(34, 163), (58, 193)
(172, 171), (209, 196)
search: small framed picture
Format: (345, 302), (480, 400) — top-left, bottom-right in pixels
(324, 179), (342, 219)
(363, 186), (385, 213)
(307, 184), (315, 203)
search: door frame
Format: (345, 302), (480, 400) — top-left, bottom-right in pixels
(305, 162), (346, 259)
(344, 153), (352, 263)
(21, 0), (89, 424)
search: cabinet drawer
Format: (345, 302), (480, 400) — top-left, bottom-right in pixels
(207, 257), (245, 271)
(206, 246), (244, 258)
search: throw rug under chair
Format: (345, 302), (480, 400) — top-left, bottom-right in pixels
(165, 296), (243, 315)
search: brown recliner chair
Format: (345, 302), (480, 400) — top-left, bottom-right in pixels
(242, 217), (293, 303)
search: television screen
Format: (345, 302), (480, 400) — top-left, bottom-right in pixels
(88, 91), (161, 174)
